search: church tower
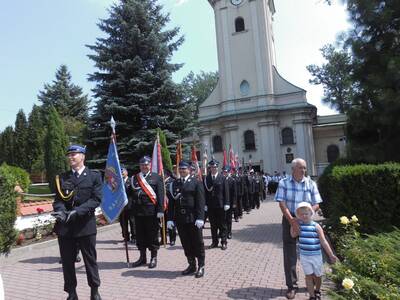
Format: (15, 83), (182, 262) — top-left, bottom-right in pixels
(199, 0), (317, 175)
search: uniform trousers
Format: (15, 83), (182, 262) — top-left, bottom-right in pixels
(58, 234), (100, 293)
(176, 223), (205, 266)
(225, 208), (233, 235)
(119, 208), (135, 241)
(134, 215), (160, 251)
(208, 208), (228, 244)
(282, 216), (298, 289)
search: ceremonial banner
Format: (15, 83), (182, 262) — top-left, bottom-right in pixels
(223, 146), (227, 168)
(191, 143), (202, 179)
(101, 121), (128, 223)
(152, 134), (168, 210)
(175, 140), (182, 178)
(229, 144), (235, 172)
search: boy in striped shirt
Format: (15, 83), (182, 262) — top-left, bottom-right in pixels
(291, 202), (338, 300)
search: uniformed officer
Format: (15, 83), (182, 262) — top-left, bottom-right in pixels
(204, 160), (230, 250)
(119, 167), (136, 244)
(163, 169), (177, 246)
(130, 156), (164, 268)
(167, 161), (206, 278)
(52, 145), (102, 300)
(222, 166), (237, 239)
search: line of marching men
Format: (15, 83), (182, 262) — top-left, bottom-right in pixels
(120, 156), (267, 279)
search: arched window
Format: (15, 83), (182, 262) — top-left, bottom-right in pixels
(327, 145), (340, 163)
(212, 135), (223, 153)
(244, 130), (255, 150)
(235, 17), (245, 32)
(282, 127), (294, 145)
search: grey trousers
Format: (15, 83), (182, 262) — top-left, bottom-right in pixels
(282, 216), (298, 289)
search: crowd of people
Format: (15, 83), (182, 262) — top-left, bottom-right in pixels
(53, 144), (334, 300)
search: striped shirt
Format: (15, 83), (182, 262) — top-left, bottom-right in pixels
(298, 221), (321, 256)
(274, 175), (322, 214)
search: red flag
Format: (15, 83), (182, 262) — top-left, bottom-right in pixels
(229, 144), (235, 172)
(151, 134), (167, 210)
(191, 144), (202, 179)
(202, 149), (208, 176)
(223, 146), (227, 168)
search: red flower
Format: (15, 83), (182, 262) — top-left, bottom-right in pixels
(36, 207), (44, 214)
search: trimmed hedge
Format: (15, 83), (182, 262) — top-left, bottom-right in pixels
(318, 162), (400, 233)
(0, 163), (30, 254)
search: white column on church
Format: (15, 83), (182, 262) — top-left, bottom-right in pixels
(294, 119), (316, 176)
(258, 120), (280, 174)
(199, 129), (212, 160)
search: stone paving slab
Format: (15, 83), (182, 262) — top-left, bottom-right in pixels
(0, 197), (314, 300)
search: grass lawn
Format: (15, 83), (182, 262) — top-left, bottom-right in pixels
(24, 184), (54, 202)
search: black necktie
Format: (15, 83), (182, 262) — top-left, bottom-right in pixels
(74, 172), (79, 178)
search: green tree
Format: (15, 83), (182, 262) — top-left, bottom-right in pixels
(27, 105), (46, 173)
(44, 106), (68, 192)
(308, 0), (400, 163)
(38, 65), (90, 143)
(86, 0), (186, 169)
(157, 128), (172, 172)
(0, 126), (15, 165)
(13, 109), (29, 170)
(307, 45), (354, 113)
(179, 71), (218, 132)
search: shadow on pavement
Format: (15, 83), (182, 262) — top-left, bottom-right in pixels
(96, 240), (120, 245)
(226, 286), (283, 300)
(121, 269), (181, 279)
(19, 256), (60, 264)
(233, 223), (282, 245)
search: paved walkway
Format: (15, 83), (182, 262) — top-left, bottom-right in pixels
(0, 197), (313, 300)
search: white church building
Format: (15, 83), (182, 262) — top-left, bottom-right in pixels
(198, 0), (346, 176)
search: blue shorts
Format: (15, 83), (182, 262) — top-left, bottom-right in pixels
(300, 254), (323, 277)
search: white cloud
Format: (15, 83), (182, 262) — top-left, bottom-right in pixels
(175, 0), (189, 6)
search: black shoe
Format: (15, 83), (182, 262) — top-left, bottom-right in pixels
(209, 242), (219, 249)
(195, 266), (204, 278)
(227, 233), (232, 239)
(170, 240), (175, 246)
(221, 243), (227, 250)
(131, 252), (147, 268)
(285, 287), (298, 299)
(148, 257), (157, 268)
(314, 290), (321, 300)
(130, 238), (136, 245)
(181, 264), (196, 275)
(234, 218), (239, 222)
(75, 255), (81, 263)
(90, 287), (102, 300)
(67, 290), (78, 300)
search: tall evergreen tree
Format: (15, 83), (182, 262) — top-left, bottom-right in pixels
(0, 127), (15, 165)
(13, 109), (29, 170)
(27, 105), (45, 173)
(309, 0), (400, 163)
(86, 0), (186, 169)
(44, 106), (68, 192)
(38, 65), (90, 122)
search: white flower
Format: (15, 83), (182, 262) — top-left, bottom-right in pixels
(342, 278), (354, 290)
(340, 216), (350, 225)
(351, 215), (358, 223)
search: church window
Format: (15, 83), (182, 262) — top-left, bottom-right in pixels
(212, 135), (223, 153)
(281, 127), (294, 145)
(244, 130), (256, 150)
(235, 17), (245, 32)
(327, 144), (340, 163)
(240, 80), (250, 96)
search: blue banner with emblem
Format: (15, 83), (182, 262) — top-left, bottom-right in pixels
(101, 137), (128, 223)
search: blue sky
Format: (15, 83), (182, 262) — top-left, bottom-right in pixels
(0, 0), (349, 131)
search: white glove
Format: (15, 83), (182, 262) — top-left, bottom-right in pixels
(167, 221), (175, 230)
(204, 205), (208, 212)
(195, 219), (204, 228)
(157, 212), (164, 219)
(224, 205), (230, 211)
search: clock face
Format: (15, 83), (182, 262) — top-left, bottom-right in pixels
(231, 0), (243, 6)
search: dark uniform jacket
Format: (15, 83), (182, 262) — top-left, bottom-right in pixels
(226, 175), (238, 208)
(204, 173), (229, 209)
(53, 167), (102, 238)
(131, 172), (164, 216)
(247, 175), (256, 194)
(124, 177), (134, 211)
(168, 175), (205, 224)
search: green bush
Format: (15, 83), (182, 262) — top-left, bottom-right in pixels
(328, 228), (400, 300)
(0, 163), (26, 254)
(318, 163), (400, 233)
